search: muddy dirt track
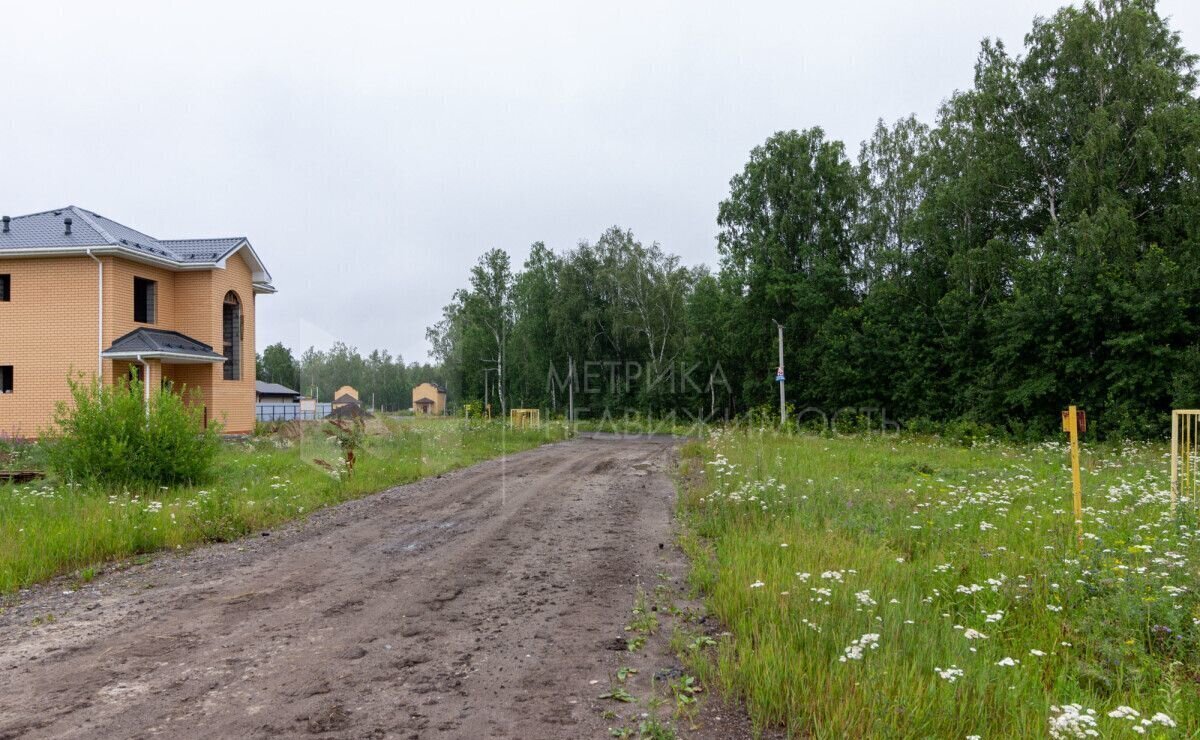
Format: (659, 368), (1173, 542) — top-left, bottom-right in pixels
(0, 435), (752, 739)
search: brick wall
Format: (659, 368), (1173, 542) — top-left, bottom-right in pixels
(202, 252), (257, 434)
(0, 256), (100, 437)
(0, 250), (261, 437)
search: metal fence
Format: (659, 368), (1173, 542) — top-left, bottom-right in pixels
(256, 403), (332, 422)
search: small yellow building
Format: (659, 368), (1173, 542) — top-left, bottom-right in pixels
(411, 382), (447, 415)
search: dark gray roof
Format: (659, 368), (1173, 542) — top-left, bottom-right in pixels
(329, 403), (372, 420)
(256, 381), (301, 396)
(333, 393), (360, 405)
(0, 207), (270, 279)
(161, 237), (248, 262)
(102, 328), (225, 361)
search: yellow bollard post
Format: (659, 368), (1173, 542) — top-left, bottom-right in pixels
(1062, 406), (1084, 543)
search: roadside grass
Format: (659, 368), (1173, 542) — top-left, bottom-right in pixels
(0, 436), (46, 473)
(677, 429), (1199, 737)
(0, 417), (562, 593)
(572, 412), (702, 437)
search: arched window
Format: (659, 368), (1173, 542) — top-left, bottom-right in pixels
(223, 291), (242, 380)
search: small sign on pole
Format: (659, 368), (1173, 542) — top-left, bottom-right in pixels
(775, 366), (785, 383)
(1062, 406), (1085, 541)
(1060, 408), (1087, 434)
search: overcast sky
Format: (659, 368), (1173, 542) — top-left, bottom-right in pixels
(3, 1), (1198, 363)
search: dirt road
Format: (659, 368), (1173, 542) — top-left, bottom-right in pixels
(0, 436), (742, 739)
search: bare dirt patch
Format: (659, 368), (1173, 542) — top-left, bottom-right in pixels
(0, 436), (755, 739)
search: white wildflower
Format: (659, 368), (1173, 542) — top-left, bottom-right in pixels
(934, 665), (964, 682)
(839, 633), (880, 662)
(1048, 704), (1098, 739)
(1149, 713), (1176, 728)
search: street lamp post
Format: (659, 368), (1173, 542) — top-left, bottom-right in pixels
(773, 320), (785, 427)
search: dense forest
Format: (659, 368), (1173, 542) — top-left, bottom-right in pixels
(426, 0), (1200, 438)
(256, 342), (444, 412)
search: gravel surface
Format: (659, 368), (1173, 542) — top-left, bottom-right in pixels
(0, 436), (760, 739)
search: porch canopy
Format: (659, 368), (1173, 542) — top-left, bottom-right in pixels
(101, 328), (225, 365)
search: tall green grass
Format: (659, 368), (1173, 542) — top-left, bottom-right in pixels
(678, 430), (1197, 737)
(0, 418), (560, 593)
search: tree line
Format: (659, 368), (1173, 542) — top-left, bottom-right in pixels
(426, 229), (707, 420)
(430, 0), (1200, 437)
(256, 342), (444, 411)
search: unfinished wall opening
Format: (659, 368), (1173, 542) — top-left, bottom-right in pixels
(134, 277), (157, 324)
(0, 274), (10, 301)
(1, 366), (13, 394)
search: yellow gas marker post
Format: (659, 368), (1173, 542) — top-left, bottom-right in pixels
(1061, 406), (1085, 542)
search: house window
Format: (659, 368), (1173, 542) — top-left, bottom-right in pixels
(223, 291), (242, 381)
(0, 366), (12, 394)
(0, 274), (9, 301)
(134, 277), (157, 323)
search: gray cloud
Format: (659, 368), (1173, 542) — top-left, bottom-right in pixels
(3, 0), (1197, 361)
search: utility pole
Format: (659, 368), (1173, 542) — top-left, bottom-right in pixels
(568, 356), (575, 429)
(700, 369), (710, 422)
(773, 320), (786, 427)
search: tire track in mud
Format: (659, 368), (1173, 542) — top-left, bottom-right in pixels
(0, 436), (743, 739)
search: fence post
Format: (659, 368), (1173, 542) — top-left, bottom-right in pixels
(1171, 410), (1178, 511)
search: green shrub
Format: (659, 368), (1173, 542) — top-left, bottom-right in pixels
(901, 415), (940, 436)
(941, 417), (997, 446)
(902, 416), (999, 446)
(830, 409), (875, 434)
(745, 404), (782, 429)
(46, 371), (222, 486)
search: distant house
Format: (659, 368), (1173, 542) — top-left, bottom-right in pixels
(412, 382), (447, 415)
(256, 381), (301, 404)
(327, 385), (368, 419)
(332, 385), (359, 410)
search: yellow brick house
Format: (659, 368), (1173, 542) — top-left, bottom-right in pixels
(411, 382), (447, 415)
(0, 206), (275, 436)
